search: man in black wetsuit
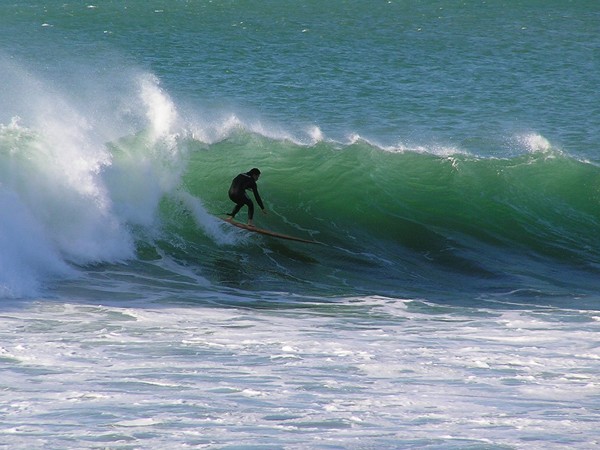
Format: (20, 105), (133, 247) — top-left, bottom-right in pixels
(227, 168), (267, 227)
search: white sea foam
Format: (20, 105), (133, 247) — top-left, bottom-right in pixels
(0, 189), (74, 297)
(344, 132), (468, 157)
(0, 60), (189, 297)
(0, 296), (597, 448)
(189, 110), (298, 146)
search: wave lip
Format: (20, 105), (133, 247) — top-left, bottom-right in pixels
(0, 63), (189, 297)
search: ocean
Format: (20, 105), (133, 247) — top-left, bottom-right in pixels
(1, 1), (599, 448)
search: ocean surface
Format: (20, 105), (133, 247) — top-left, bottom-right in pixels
(1, 1), (599, 448)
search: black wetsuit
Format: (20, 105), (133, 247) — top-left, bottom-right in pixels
(228, 172), (264, 220)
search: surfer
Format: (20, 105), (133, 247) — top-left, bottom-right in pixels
(226, 168), (267, 227)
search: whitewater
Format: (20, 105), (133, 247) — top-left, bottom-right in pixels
(1, 1), (600, 448)
(2, 296), (598, 449)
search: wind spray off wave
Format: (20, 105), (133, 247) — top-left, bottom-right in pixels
(0, 61), (187, 297)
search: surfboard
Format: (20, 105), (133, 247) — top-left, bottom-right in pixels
(221, 218), (321, 244)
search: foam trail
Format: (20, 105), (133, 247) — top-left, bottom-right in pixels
(178, 191), (239, 246)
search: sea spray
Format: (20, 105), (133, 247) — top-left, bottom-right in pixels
(0, 188), (74, 297)
(0, 64), (189, 296)
(105, 74), (188, 228)
(177, 191), (240, 246)
(0, 108), (133, 297)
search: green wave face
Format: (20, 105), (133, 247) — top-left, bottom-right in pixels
(147, 132), (600, 299)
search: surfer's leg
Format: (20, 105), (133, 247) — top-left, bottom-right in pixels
(229, 198), (246, 219)
(229, 203), (242, 218)
(230, 194), (254, 225)
(228, 192), (245, 219)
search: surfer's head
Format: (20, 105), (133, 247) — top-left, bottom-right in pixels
(249, 168), (261, 180)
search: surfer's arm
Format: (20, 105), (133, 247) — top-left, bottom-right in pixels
(252, 186), (265, 210)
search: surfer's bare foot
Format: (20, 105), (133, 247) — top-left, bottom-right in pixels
(247, 220), (255, 227)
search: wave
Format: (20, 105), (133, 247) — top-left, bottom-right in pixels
(0, 60), (181, 296)
(1, 60), (599, 299)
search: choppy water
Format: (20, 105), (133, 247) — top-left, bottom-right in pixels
(1, 1), (599, 448)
